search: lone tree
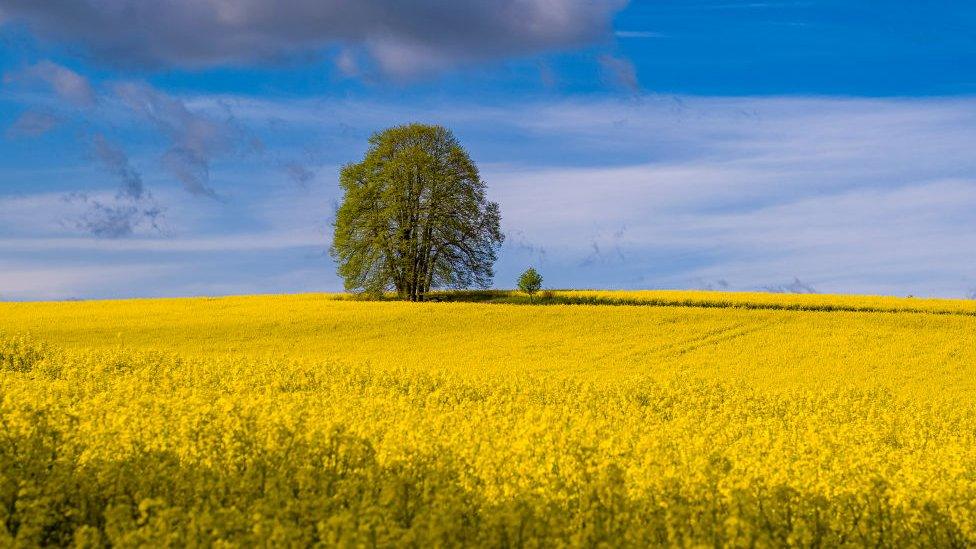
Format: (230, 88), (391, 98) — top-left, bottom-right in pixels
(331, 124), (504, 301)
(518, 267), (543, 296)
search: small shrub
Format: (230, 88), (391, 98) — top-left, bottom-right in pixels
(517, 268), (543, 296)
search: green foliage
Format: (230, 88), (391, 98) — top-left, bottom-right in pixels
(331, 124), (504, 301)
(517, 267), (543, 295)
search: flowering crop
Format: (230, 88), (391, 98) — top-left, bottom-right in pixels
(1, 292), (975, 546)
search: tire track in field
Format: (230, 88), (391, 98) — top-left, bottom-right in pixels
(670, 319), (780, 357)
(646, 317), (781, 360)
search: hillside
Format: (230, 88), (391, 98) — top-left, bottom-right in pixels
(1, 291), (975, 545)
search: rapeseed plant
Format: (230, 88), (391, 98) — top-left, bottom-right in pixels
(1, 292), (974, 545)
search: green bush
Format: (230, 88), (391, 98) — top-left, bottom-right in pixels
(517, 268), (543, 296)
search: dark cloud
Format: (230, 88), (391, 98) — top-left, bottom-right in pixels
(64, 191), (164, 239)
(762, 277), (818, 294)
(114, 82), (243, 198)
(580, 225), (627, 266)
(697, 278), (731, 291)
(285, 162), (316, 187)
(5, 110), (59, 137)
(71, 197), (163, 238)
(598, 54), (639, 92)
(0, 1), (625, 76)
(71, 134), (165, 238)
(4, 60), (95, 106)
(506, 229), (548, 264)
(91, 134), (144, 200)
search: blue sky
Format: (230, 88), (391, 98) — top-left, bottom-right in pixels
(1, 1), (975, 299)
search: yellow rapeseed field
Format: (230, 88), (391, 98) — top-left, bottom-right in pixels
(2, 291), (975, 546)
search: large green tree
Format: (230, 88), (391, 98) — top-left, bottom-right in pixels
(331, 124), (504, 301)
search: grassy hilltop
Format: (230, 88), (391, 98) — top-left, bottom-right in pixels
(2, 291), (976, 545)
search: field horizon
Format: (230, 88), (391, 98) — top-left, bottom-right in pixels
(6, 287), (976, 311)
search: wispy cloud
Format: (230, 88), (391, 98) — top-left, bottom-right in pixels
(68, 134), (165, 238)
(505, 229), (548, 265)
(579, 225), (628, 267)
(537, 61), (558, 88)
(615, 30), (665, 38)
(4, 60), (95, 107)
(0, 262), (178, 301)
(92, 93), (976, 297)
(284, 162), (315, 187)
(67, 194), (163, 238)
(114, 82), (248, 199)
(762, 277), (817, 294)
(598, 55), (639, 93)
(5, 110), (59, 137)
(696, 278), (731, 291)
(2, 92), (975, 298)
(4, 61), (269, 209)
(90, 134), (145, 201)
(334, 49), (360, 78)
(696, 2), (814, 9)
(0, 231), (323, 253)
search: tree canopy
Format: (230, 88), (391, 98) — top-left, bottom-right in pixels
(331, 124), (503, 301)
